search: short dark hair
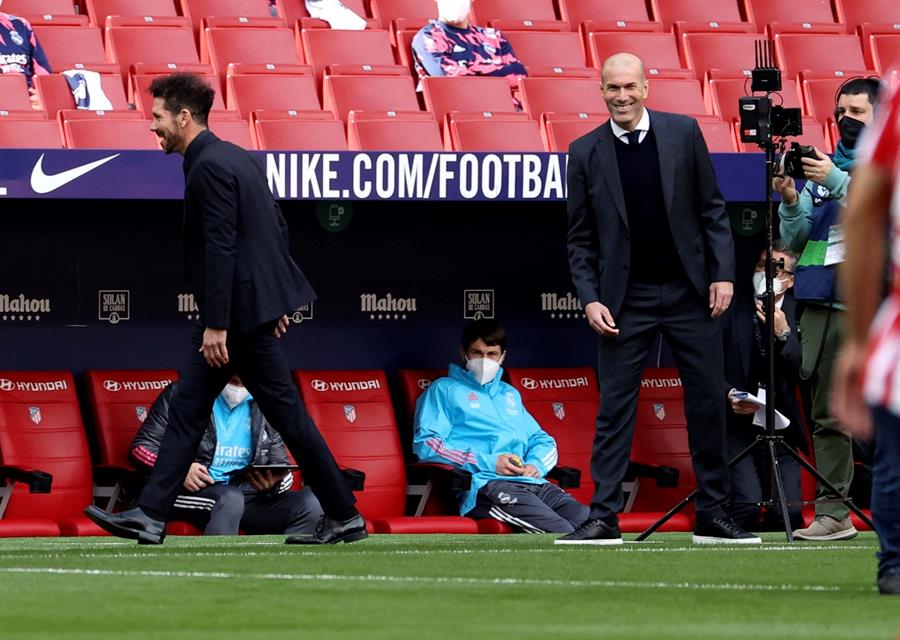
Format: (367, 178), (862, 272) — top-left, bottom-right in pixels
(461, 319), (507, 353)
(148, 73), (215, 126)
(837, 77), (881, 108)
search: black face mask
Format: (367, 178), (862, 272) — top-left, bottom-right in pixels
(837, 116), (866, 149)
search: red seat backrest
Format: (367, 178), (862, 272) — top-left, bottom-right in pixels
(396, 368), (446, 456)
(300, 28), (397, 83)
(503, 31), (588, 70)
(253, 116), (348, 150)
(35, 73), (129, 119)
(0, 120), (64, 148)
(698, 119), (738, 152)
(294, 370), (406, 520)
(3, 0), (77, 16)
(32, 24), (108, 70)
(682, 32), (762, 79)
(542, 113), (608, 152)
(323, 74), (420, 121)
(655, 0), (746, 28)
(83, 370), (179, 468)
(871, 34), (900, 75)
(105, 21), (200, 78)
(747, 0), (839, 28)
(507, 367), (598, 505)
(589, 32), (684, 73)
(349, 116), (443, 151)
(422, 76), (517, 128)
(226, 73), (320, 118)
(0, 371), (92, 520)
(471, 0), (558, 24)
(520, 77), (606, 120)
(842, 0), (900, 30)
(775, 33), (868, 78)
(643, 77), (708, 115)
(86, 0), (179, 26)
(204, 27), (301, 76)
(448, 115), (544, 151)
(558, 0), (652, 30)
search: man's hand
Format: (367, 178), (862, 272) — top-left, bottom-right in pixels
(519, 464), (541, 479)
(728, 389), (757, 415)
(496, 453), (525, 476)
(755, 300), (790, 337)
(183, 463), (214, 492)
(199, 327), (229, 367)
(274, 314), (289, 338)
(772, 175), (799, 205)
(246, 469), (283, 491)
(831, 341), (873, 440)
(584, 301), (619, 336)
(709, 281), (733, 318)
(801, 147), (835, 184)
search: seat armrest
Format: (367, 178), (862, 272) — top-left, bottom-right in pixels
(0, 465), (52, 493)
(406, 462), (472, 492)
(547, 465), (581, 489)
(340, 468), (366, 492)
(627, 461), (679, 488)
(93, 464), (141, 485)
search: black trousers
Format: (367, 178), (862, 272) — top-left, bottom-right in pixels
(138, 321), (356, 521)
(591, 278), (730, 523)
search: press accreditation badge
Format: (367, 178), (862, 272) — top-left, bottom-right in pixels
(824, 225), (845, 266)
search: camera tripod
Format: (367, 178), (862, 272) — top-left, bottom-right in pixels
(636, 137), (875, 543)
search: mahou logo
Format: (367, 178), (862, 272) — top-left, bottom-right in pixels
(540, 292), (585, 320)
(0, 293), (50, 322)
(360, 293), (417, 321)
(178, 293), (199, 320)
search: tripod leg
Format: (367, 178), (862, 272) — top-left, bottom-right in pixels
(778, 442), (875, 530)
(767, 439), (794, 543)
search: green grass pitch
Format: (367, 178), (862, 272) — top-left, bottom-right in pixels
(0, 533), (896, 640)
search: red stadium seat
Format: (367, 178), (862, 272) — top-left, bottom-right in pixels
(644, 78), (709, 116)
(131, 64), (225, 117)
(294, 370), (482, 534)
(447, 113), (544, 151)
(105, 17), (200, 78)
(35, 73), (129, 119)
(226, 69), (319, 118)
(746, 0), (840, 30)
(180, 0), (280, 38)
(0, 371), (108, 537)
(589, 32), (685, 74)
(281, 0), (371, 30)
(765, 21), (847, 37)
(32, 24), (110, 72)
(541, 112), (608, 152)
(348, 112), (443, 151)
(0, 75), (34, 112)
(198, 16), (288, 66)
(203, 27), (302, 76)
(59, 111), (159, 149)
(396, 369), (445, 453)
(0, 119), (63, 148)
(86, 0), (179, 26)
(471, 0), (560, 25)
(300, 28), (401, 83)
(2, 0), (77, 16)
(504, 31), (590, 76)
(253, 113), (348, 150)
(673, 21), (756, 39)
(870, 34), (900, 75)
(15, 14), (88, 27)
(323, 75), (420, 121)
(859, 24), (900, 70)
(682, 32), (766, 79)
(207, 114), (254, 148)
(558, 0), (653, 30)
(369, 0), (434, 30)
(775, 33), (868, 78)
(421, 76), (517, 129)
(520, 77), (606, 120)
(708, 77), (803, 123)
(841, 0), (900, 30)
(698, 119), (738, 152)
(655, 0), (747, 28)
(800, 71), (875, 123)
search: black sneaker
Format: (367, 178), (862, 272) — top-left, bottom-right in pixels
(554, 518), (622, 545)
(877, 568), (900, 595)
(693, 517), (762, 545)
(285, 513), (368, 545)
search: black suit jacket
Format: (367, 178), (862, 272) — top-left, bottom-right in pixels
(181, 131), (316, 332)
(566, 110), (734, 315)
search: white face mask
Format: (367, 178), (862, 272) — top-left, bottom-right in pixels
(752, 271), (786, 297)
(466, 357), (502, 385)
(437, 0), (471, 23)
(221, 383), (250, 409)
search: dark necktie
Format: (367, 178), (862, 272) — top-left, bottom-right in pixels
(626, 130), (642, 145)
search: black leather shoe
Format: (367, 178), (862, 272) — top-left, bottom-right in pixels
(554, 518), (622, 545)
(285, 513), (368, 545)
(693, 517), (761, 545)
(877, 568), (900, 595)
(84, 506), (166, 545)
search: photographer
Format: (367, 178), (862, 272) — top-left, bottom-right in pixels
(772, 77), (881, 541)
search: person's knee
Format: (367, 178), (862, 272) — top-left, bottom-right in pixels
(211, 487), (245, 520)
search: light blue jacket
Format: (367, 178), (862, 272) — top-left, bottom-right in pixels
(779, 165), (850, 254)
(413, 364), (559, 516)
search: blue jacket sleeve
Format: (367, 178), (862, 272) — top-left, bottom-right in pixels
(412, 385), (489, 473)
(521, 413), (558, 477)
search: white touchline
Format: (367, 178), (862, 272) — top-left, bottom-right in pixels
(0, 567), (874, 593)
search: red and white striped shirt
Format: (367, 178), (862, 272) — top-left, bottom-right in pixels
(863, 78), (900, 413)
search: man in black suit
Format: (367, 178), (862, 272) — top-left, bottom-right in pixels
(557, 53), (759, 545)
(85, 73), (365, 545)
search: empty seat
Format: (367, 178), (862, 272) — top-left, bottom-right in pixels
(747, 0), (839, 29)
(643, 78), (709, 116)
(0, 75), (34, 112)
(105, 18), (200, 78)
(471, 0), (562, 29)
(520, 77), (606, 120)
(348, 112), (443, 151)
(765, 21), (848, 37)
(775, 33), (868, 78)
(86, 0), (179, 26)
(131, 64), (224, 117)
(60, 112), (159, 149)
(2, 0), (77, 15)
(682, 32), (764, 79)
(842, 0), (900, 30)
(708, 77), (803, 123)
(0, 371), (107, 537)
(558, 0), (652, 30)
(871, 34), (900, 75)
(300, 28), (399, 82)
(801, 73), (862, 122)
(447, 113), (544, 151)
(655, 0), (746, 28)
(0, 119), (63, 148)
(35, 73), (129, 119)
(227, 71), (319, 118)
(369, 0), (435, 29)
(204, 27), (301, 76)
(208, 115), (253, 148)
(542, 112), (608, 151)
(180, 0), (279, 36)
(294, 370), (482, 534)
(504, 31), (589, 74)
(32, 24), (109, 71)
(253, 114), (348, 150)
(589, 32), (684, 73)
(421, 76), (517, 128)
(698, 119), (738, 152)
(323, 75), (420, 121)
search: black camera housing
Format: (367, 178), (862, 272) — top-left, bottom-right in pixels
(770, 105), (803, 137)
(781, 142), (818, 179)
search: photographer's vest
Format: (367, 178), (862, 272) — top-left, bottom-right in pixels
(794, 182), (842, 304)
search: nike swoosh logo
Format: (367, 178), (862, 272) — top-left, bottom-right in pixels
(30, 153), (120, 194)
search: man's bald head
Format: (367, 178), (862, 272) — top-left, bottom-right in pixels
(601, 53), (646, 85)
(600, 53), (649, 131)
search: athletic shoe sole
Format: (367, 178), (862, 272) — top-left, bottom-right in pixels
(84, 506), (165, 545)
(792, 528), (858, 541)
(692, 534), (762, 545)
(554, 538), (623, 546)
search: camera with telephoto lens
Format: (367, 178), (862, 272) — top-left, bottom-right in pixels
(780, 142), (818, 179)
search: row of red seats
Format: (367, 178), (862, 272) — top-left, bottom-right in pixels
(0, 367), (695, 537)
(6, 0), (898, 35)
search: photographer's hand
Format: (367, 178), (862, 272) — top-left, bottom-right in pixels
(772, 175), (798, 205)
(801, 148), (834, 184)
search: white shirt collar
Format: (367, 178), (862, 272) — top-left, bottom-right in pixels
(609, 108), (650, 144)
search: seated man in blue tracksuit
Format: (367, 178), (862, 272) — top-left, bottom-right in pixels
(413, 319), (589, 533)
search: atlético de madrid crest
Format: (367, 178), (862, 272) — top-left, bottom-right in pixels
(653, 402), (666, 421)
(29, 406), (42, 424)
(552, 402), (566, 421)
(343, 404), (357, 423)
